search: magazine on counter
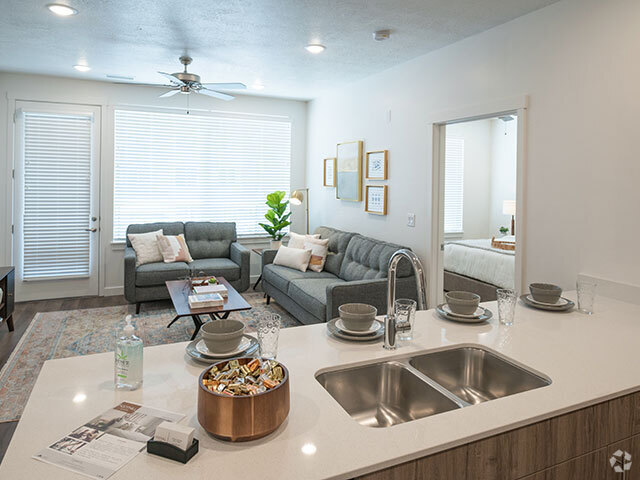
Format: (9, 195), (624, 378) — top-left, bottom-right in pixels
(33, 401), (184, 479)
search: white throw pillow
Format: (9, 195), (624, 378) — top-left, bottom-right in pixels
(273, 245), (312, 272)
(287, 232), (321, 250)
(127, 229), (164, 267)
(304, 239), (329, 273)
(158, 234), (194, 263)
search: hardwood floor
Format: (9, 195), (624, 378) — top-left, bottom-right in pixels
(0, 295), (129, 464)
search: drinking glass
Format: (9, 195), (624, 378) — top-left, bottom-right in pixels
(576, 280), (597, 314)
(395, 298), (417, 341)
(257, 313), (281, 359)
(496, 288), (517, 326)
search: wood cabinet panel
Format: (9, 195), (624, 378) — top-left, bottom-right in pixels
(633, 392), (640, 435)
(356, 460), (416, 480)
(520, 449), (608, 480)
(415, 445), (467, 479)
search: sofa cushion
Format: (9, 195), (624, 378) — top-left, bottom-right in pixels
(339, 235), (413, 281)
(136, 262), (190, 287)
(189, 258), (240, 281)
(262, 264), (339, 293)
(314, 226), (357, 276)
(185, 222), (236, 259)
(287, 278), (345, 321)
(126, 222), (184, 247)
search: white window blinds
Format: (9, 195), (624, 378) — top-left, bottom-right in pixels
(444, 137), (464, 234)
(21, 112), (93, 279)
(113, 109), (292, 241)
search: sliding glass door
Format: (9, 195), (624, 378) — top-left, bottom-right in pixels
(13, 101), (101, 300)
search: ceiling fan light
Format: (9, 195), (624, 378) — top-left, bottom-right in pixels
(47, 3), (78, 16)
(305, 44), (326, 54)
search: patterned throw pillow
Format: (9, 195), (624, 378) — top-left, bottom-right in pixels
(304, 238), (329, 272)
(127, 229), (164, 267)
(157, 234), (194, 263)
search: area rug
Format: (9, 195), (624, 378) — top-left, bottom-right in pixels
(0, 292), (300, 422)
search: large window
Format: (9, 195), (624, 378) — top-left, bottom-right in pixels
(444, 137), (464, 234)
(113, 109), (291, 241)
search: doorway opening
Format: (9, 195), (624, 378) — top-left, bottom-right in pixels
(429, 98), (527, 306)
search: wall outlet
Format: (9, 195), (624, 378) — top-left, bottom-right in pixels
(407, 213), (415, 227)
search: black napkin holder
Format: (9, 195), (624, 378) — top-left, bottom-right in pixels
(147, 437), (199, 464)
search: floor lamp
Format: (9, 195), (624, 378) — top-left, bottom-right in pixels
(290, 188), (309, 234)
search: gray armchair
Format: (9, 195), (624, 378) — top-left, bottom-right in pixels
(124, 221), (250, 312)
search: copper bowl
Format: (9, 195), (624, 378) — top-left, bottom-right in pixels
(197, 357), (290, 442)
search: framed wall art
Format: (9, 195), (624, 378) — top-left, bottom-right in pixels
(365, 185), (387, 215)
(336, 140), (363, 201)
(323, 157), (336, 187)
(366, 150), (388, 180)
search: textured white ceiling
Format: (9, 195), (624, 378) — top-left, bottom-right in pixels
(0, 0), (559, 100)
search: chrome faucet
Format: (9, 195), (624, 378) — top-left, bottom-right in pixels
(384, 249), (427, 350)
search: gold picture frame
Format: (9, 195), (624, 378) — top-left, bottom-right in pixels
(366, 150), (388, 180)
(336, 140), (363, 202)
(323, 157), (336, 187)
(365, 185), (387, 215)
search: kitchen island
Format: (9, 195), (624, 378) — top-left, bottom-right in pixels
(1, 292), (640, 479)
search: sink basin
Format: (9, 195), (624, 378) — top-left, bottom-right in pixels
(315, 361), (460, 427)
(409, 347), (551, 405)
(316, 345), (551, 427)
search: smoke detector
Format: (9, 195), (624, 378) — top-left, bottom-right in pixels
(373, 29), (391, 41)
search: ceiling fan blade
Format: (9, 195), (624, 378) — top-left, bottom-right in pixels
(159, 89), (180, 98)
(198, 88), (234, 101)
(201, 82), (247, 90)
(158, 71), (185, 86)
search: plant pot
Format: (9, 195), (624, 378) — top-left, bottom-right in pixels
(270, 240), (282, 249)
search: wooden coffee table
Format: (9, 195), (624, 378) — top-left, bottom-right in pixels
(165, 277), (251, 340)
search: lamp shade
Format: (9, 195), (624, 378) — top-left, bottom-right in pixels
(290, 190), (304, 205)
(502, 200), (516, 216)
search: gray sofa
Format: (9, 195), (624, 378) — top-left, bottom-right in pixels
(261, 226), (420, 325)
(124, 221), (250, 312)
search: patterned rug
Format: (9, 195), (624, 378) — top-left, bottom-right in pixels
(0, 292), (300, 422)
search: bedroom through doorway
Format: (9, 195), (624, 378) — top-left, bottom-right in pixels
(430, 100), (527, 306)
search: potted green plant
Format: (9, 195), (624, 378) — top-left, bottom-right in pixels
(259, 191), (291, 249)
(499, 226), (509, 236)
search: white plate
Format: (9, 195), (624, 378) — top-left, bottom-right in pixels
(525, 294), (569, 307)
(442, 304), (484, 319)
(196, 336), (252, 357)
(335, 319), (382, 336)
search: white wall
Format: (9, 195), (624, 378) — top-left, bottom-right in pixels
(306, 0), (640, 292)
(489, 118), (518, 236)
(446, 119), (492, 239)
(0, 73), (307, 298)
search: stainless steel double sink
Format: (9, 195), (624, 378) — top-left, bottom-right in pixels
(315, 345), (551, 428)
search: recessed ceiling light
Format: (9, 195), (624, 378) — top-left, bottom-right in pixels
(73, 64), (91, 72)
(46, 3), (78, 16)
(251, 82), (265, 91)
(305, 44), (326, 54)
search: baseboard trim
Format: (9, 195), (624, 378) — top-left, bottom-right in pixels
(578, 274), (640, 306)
(102, 286), (124, 296)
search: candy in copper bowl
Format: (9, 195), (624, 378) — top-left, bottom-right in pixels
(197, 357), (290, 442)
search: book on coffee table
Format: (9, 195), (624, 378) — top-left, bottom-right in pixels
(193, 284), (228, 297)
(188, 293), (224, 309)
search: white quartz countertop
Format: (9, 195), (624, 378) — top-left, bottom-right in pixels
(2, 293), (640, 479)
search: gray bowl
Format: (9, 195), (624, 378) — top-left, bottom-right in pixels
(338, 303), (377, 331)
(201, 319), (245, 353)
(529, 283), (562, 304)
(445, 291), (481, 315)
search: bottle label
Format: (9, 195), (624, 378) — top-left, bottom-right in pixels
(115, 348), (129, 379)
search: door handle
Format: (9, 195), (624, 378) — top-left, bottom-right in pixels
(84, 228), (97, 232)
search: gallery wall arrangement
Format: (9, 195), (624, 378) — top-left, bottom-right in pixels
(323, 141), (388, 216)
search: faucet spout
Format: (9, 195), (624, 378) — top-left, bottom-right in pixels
(384, 249), (427, 350)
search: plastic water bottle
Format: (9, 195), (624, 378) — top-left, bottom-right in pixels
(114, 315), (143, 390)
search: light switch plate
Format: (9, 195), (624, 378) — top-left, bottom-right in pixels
(407, 213), (415, 227)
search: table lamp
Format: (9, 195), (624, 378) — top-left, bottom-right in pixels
(503, 200), (516, 235)
(290, 188), (309, 234)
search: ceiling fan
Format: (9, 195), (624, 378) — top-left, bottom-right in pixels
(157, 56), (246, 101)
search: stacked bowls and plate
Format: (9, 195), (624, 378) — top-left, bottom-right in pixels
(186, 319), (259, 363)
(327, 303), (383, 341)
(520, 283), (574, 311)
(436, 291), (492, 323)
